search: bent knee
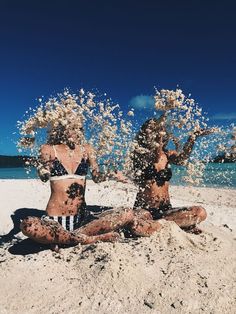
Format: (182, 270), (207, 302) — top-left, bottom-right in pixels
(124, 208), (134, 221)
(191, 206), (207, 222)
(20, 216), (41, 236)
(117, 207), (134, 222)
(131, 219), (162, 237)
(199, 206), (207, 221)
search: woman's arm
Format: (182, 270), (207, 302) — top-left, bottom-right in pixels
(167, 128), (217, 165)
(86, 144), (127, 183)
(37, 145), (51, 182)
(86, 144), (110, 183)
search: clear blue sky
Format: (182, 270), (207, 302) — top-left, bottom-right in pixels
(0, 0), (235, 155)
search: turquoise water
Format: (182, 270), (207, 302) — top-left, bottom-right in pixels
(171, 163), (236, 188)
(0, 164), (236, 188)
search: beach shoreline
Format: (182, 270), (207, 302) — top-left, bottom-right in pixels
(0, 179), (235, 313)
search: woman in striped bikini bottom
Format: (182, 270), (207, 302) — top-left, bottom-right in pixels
(19, 114), (134, 249)
(41, 214), (81, 232)
(20, 207), (134, 248)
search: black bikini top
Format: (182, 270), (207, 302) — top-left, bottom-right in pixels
(50, 158), (89, 177)
(50, 146), (89, 178)
(143, 163), (172, 184)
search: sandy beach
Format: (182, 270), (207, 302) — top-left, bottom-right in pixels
(0, 179), (235, 314)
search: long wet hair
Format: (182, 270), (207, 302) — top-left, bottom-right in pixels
(134, 116), (169, 150)
(47, 123), (84, 149)
(131, 115), (170, 180)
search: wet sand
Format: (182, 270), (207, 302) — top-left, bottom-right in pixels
(0, 179), (235, 313)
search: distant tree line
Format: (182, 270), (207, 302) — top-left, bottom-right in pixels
(0, 152), (235, 168)
(212, 153), (236, 163)
(0, 155), (36, 168)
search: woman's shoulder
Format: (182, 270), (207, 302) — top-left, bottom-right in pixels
(40, 144), (54, 158)
(40, 144), (52, 152)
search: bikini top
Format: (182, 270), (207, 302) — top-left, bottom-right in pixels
(50, 146), (89, 181)
(143, 163), (172, 184)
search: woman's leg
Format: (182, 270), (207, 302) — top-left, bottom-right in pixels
(129, 209), (163, 237)
(20, 216), (81, 245)
(74, 208), (134, 236)
(163, 206), (207, 229)
(129, 206), (207, 236)
(20, 208), (134, 246)
(21, 217), (121, 246)
(130, 218), (163, 236)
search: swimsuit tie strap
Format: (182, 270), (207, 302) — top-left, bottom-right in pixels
(52, 145), (58, 159)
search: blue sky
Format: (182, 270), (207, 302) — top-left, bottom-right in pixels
(0, 0), (235, 155)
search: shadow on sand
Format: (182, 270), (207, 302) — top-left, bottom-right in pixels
(0, 205), (112, 256)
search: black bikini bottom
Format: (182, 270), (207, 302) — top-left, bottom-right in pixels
(147, 204), (189, 220)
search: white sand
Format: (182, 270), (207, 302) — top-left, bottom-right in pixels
(0, 179), (235, 314)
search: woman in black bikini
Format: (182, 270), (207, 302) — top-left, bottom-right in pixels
(20, 126), (133, 249)
(129, 116), (214, 236)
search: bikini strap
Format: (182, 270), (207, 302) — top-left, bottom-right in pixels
(81, 144), (88, 160)
(52, 145), (58, 159)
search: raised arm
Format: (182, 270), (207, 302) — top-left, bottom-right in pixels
(37, 145), (52, 182)
(85, 144), (109, 183)
(168, 128), (217, 165)
(86, 144), (127, 183)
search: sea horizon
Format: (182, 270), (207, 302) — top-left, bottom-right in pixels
(1, 163), (235, 189)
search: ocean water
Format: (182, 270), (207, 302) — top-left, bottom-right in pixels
(0, 167), (37, 179)
(171, 163), (236, 188)
(0, 164), (236, 188)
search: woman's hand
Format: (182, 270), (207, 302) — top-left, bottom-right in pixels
(193, 127), (219, 138)
(37, 163), (50, 182)
(168, 127), (219, 165)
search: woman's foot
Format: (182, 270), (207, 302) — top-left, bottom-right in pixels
(78, 231), (121, 245)
(130, 218), (163, 237)
(50, 244), (60, 252)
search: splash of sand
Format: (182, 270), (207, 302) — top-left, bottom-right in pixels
(153, 88), (227, 185)
(17, 87), (234, 187)
(17, 89), (133, 173)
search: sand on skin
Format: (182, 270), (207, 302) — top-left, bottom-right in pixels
(0, 179), (235, 314)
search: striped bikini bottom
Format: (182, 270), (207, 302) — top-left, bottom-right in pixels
(41, 214), (81, 232)
(41, 209), (98, 232)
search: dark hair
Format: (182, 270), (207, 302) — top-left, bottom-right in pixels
(131, 116), (170, 180)
(47, 124), (68, 145)
(135, 116), (169, 150)
(47, 124), (84, 149)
